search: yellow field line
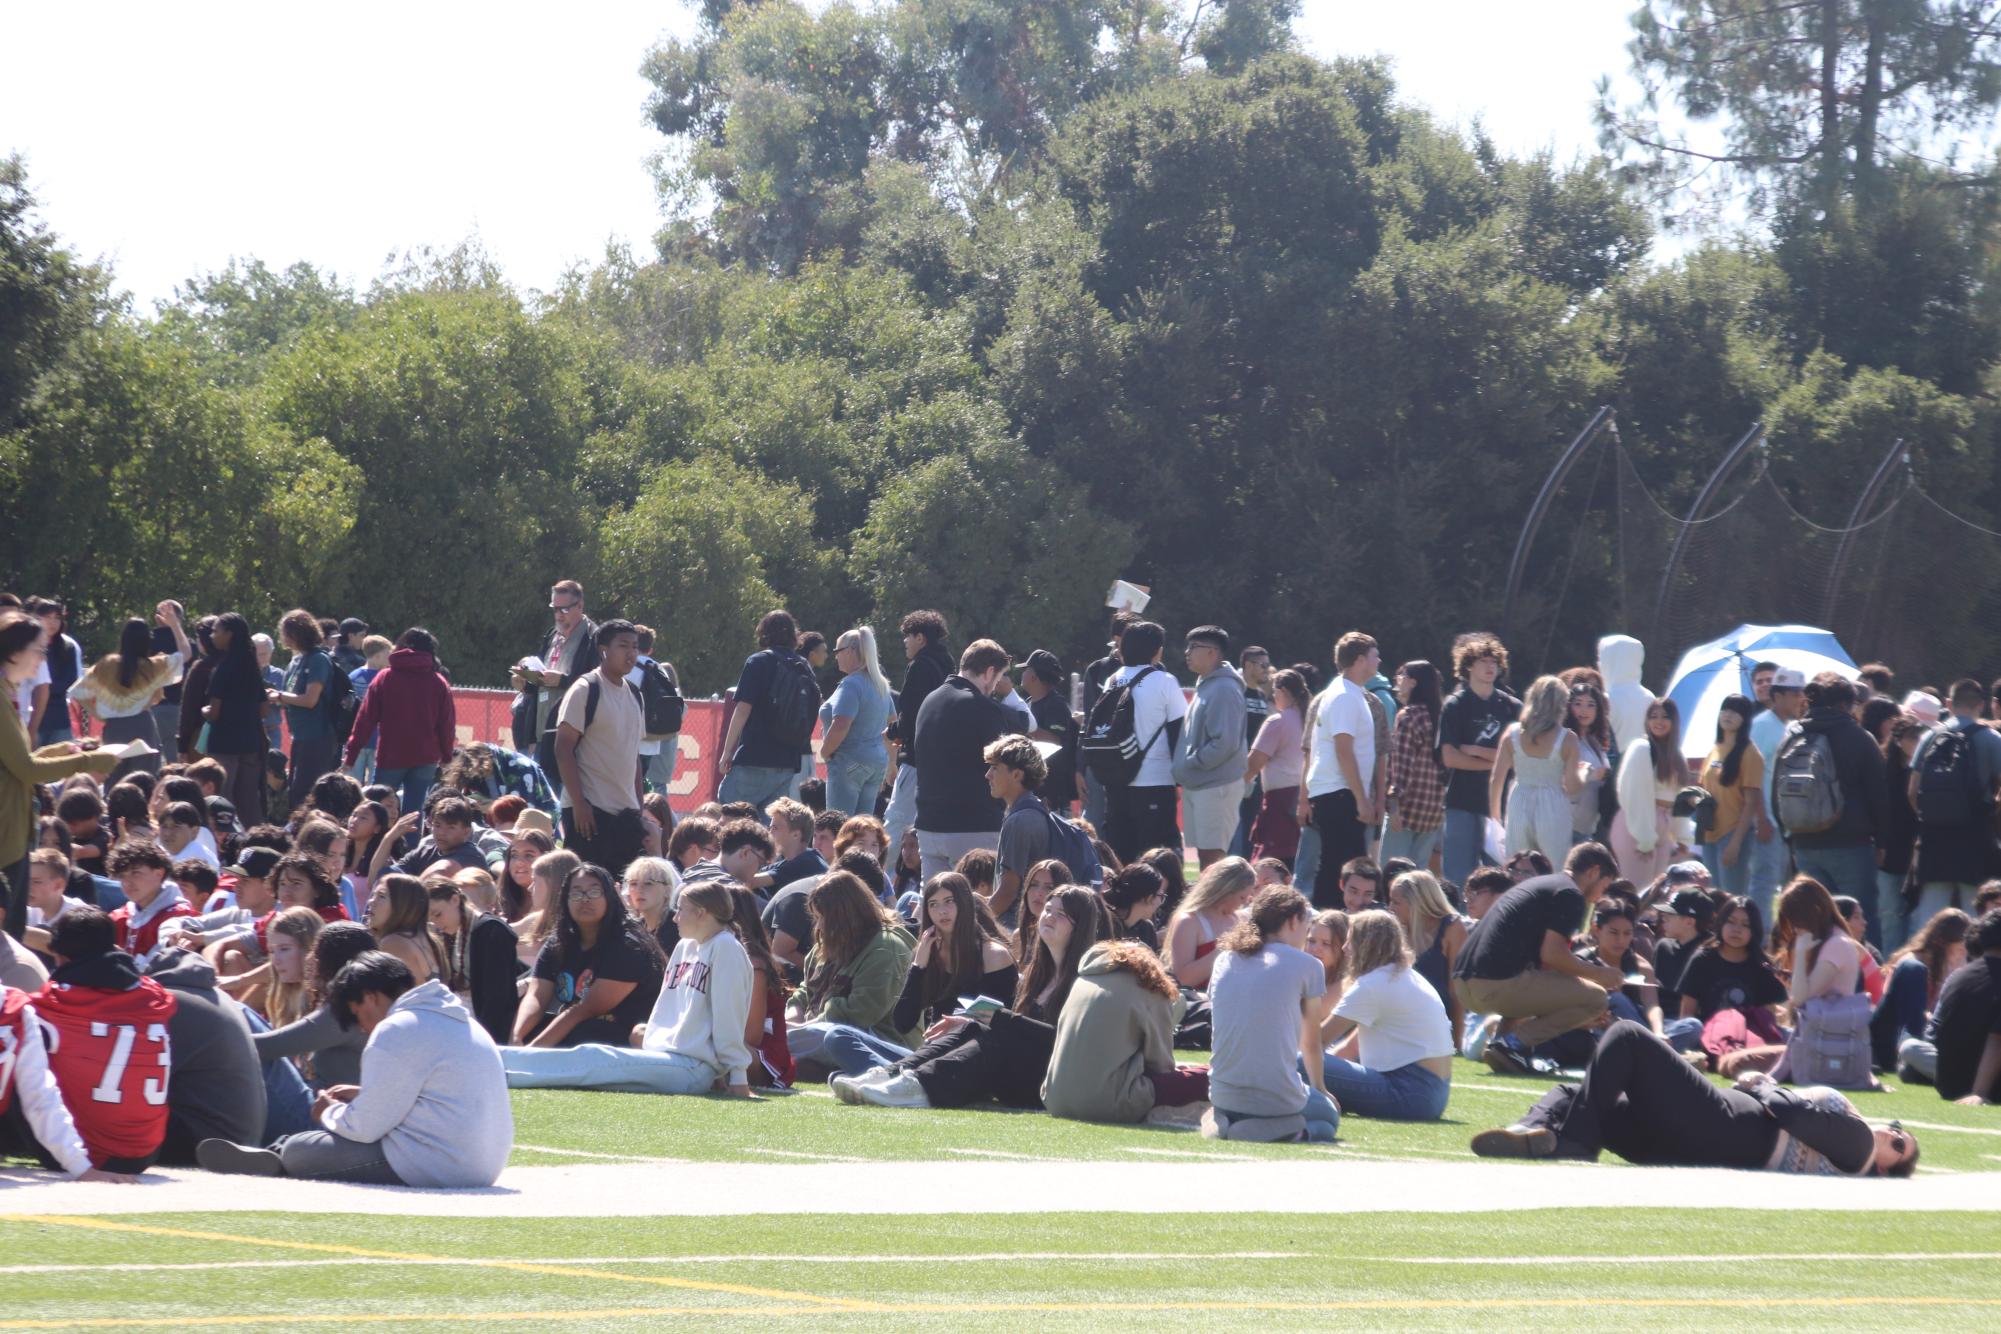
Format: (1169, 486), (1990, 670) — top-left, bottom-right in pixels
(0, 1215), (861, 1309)
(5, 1293), (2001, 1328)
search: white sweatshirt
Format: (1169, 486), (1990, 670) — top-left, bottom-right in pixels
(2, 989), (93, 1176)
(642, 930), (754, 1087)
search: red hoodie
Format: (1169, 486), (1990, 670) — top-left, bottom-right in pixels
(343, 647), (457, 771)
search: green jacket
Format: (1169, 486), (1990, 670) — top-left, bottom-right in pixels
(792, 924), (917, 1046)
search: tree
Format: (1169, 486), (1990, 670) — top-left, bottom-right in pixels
(1599, 1), (2001, 220)
(0, 156), (102, 432)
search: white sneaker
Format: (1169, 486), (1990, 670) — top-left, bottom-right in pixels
(856, 1071), (931, 1109)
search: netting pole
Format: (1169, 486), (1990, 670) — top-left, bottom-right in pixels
(1819, 438), (1908, 628)
(1654, 420), (1765, 643)
(1500, 406), (1616, 648)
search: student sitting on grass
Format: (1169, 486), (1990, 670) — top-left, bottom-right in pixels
(1014, 859), (1070, 965)
(1471, 1020), (1919, 1176)
(514, 848), (580, 968)
(1722, 878), (1873, 1082)
(1164, 857), (1258, 992)
(1204, 885), (1339, 1142)
(252, 922), (379, 1089)
(513, 864), (665, 1049)
(425, 878), (518, 1045)
(1314, 909), (1453, 1122)
(1043, 940), (1209, 1123)
(201, 951), (514, 1186)
(1902, 908), (2001, 1103)
(1387, 870), (1466, 1048)
(1101, 863), (1166, 953)
(1575, 898), (1663, 1035)
(1674, 894), (1788, 1070)
(503, 880), (758, 1097)
(834, 886), (1108, 1110)
(1872, 908), (1970, 1077)
(364, 874), (447, 986)
(784, 871), (918, 1074)
(727, 885), (795, 1088)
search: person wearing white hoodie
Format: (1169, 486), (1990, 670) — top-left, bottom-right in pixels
(499, 879), (755, 1096)
(198, 952), (513, 1186)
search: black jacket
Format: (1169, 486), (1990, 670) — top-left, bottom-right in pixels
(891, 641), (954, 758)
(1789, 708), (1889, 849)
(465, 913), (522, 1046)
(912, 675), (1011, 834)
(512, 618), (602, 751)
(144, 948), (267, 1153)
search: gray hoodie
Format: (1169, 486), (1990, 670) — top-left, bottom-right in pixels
(321, 978), (513, 1188)
(1173, 663), (1249, 790)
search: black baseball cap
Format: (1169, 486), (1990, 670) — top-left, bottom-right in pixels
(1662, 888), (1709, 918)
(225, 847), (283, 880)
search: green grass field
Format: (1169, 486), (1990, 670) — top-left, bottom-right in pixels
(5, 1058), (1999, 1331)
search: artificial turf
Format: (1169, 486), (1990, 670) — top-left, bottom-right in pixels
(500, 1055), (2001, 1174)
(2, 1207), (1997, 1331)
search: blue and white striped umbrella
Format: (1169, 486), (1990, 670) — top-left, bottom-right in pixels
(1661, 624), (1859, 761)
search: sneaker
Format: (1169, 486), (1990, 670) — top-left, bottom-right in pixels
(197, 1139), (284, 1177)
(1469, 1125), (1557, 1159)
(855, 1071), (931, 1109)
(1144, 1100), (1209, 1129)
(1483, 1035), (1533, 1076)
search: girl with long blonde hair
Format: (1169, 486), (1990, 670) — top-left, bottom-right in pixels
(1489, 675), (1583, 862)
(1164, 856), (1258, 991)
(1313, 908), (1454, 1121)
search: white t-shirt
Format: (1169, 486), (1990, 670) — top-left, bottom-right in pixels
(1306, 676), (1376, 800)
(13, 656), (49, 727)
(1112, 663), (1189, 789)
(1331, 963), (1454, 1072)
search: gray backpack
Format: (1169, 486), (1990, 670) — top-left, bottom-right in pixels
(1788, 988), (1874, 1088)
(1772, 723), (1845, 836)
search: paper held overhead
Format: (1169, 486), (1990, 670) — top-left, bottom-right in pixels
(1104, 579), (1151, 614)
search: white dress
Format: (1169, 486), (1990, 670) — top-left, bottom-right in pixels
(1505, 728), (1574, 860)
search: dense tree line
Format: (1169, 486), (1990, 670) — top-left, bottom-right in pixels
(6, 1), (2001, 691)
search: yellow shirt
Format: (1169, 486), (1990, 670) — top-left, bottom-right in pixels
(1699, 742), (1766, 838)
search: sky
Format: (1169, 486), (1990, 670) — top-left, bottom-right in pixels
(1, 2), (1646, 309)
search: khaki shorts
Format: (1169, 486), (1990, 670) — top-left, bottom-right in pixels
(1182, 779), (1246, 850)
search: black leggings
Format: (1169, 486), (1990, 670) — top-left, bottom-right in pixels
(1523, 1021), (1778, 1168)
(897, 1012), (1056, 1109)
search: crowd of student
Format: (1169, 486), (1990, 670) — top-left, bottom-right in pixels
(2, 582), (1995, 1189)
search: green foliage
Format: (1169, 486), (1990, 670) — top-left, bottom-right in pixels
(0, 155), (102, 432)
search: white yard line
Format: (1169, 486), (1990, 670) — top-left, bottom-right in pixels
(512, 1145), (688, 1164)
(1377, 1250), (2001, 1266)
(1119, 1147), (1256, 1161)
(4, 1158), (1993, 1218)
(1879, 1118), (2001, 1137)
(943, 1148), (1065, 1161)
(0, 1249), (1310, 1276)
(760, 1149), (869, 1163)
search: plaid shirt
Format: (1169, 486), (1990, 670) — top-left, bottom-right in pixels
(1387, 703), (1446, 832)
(487, 744), (558, 814)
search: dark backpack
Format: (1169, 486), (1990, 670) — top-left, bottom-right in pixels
(1772, 724), (1845, 836)
(636, 658), (686, 739)
(1082, 665), (1172, 787)
(320, 654), (358, 743)
(765, 652), (821, 750)
(1044, 809), (1103, 887)
(1916, 726), (1989, 827)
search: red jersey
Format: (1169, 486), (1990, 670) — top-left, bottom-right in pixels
(32, 976), (177, 1163)
(111, 894), (197, 963)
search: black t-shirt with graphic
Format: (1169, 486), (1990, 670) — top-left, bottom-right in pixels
(1436, 686), (1521, 813)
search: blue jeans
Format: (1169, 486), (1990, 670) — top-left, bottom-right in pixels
(1699, 839), (1752, 895)
(719, 763), (797, 814)
(882, 765), (919, 853)
(1662, 1016), (1703, 1052)
(36, 717), (74, 746)
(824, 753), (887, 819)
(1318, 1056), (1449, 1122)
(1302, 1086), (1340, 1141)
(1379, 824), (1441, 871)
(239, 1007), (315, 1143)
(502, 1043), (717, 1095)
(1293, 824), (1322, 900)
(1082, 769), (1107, 835)
(347, 745), (375, 784)
(1442, 807), (1488, 888)
(373, 764), (438, 820)
(1792, 842), (1882, 949)
(645, 742), (680, 794)
(796, 1023), (912, 1077)
(1876, 869), (1911, 955)
(1747, 828), (1789, 922)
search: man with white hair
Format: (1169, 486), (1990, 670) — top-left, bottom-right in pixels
(253, 634), (285, 750)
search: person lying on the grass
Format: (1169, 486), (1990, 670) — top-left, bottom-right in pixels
(503, 880), (758, 1097)
(831, 886), (1108, 1110)
(1905, 907), (2001, 1104)
(251, 921), (377, 1090)
(1470, 1020), (1918, 1177)
(1042, 939), (1207, 1123)
(511, 863), (665, 1049)
(1672, 894), (1787, 1071)
(1313, 909), (1453, 1123)
(199, 950), (514, 1186)
(1202, 885), (1339, 1143)
(783, 871), (917, 1076)
(0, 982), (137, 1182)
(1454, 843), (1624, 1077)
